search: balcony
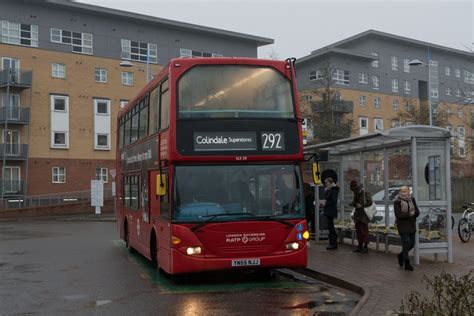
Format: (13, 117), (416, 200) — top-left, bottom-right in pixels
(0, 180), (25, 196)
(0, 69), (32, 89)
(0, 107), (30, 124)
(310, 100), (354, 113)
(0, 144), (28, 160)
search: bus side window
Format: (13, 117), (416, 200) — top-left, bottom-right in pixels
(160, 79), (169, 131)
(160, 171), (169, 218)
(149, 87), (159, 134)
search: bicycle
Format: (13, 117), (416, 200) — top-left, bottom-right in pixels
(458, 203), (474, 243)
(420, 208), (454, 231)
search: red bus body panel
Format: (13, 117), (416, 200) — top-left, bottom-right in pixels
(116, 57), (307, 274)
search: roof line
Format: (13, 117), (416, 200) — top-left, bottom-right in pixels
(45, 0), (274, 46)
(298, 29), (473, 64)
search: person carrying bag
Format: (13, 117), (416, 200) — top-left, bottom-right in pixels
(349, 180), (373, 253)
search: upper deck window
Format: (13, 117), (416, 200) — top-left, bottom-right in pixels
(178, 66), (295, 119)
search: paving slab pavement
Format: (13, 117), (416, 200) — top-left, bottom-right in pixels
(306, 236), (474, 315)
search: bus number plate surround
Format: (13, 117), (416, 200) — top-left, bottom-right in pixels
(231, 258), (261, 267)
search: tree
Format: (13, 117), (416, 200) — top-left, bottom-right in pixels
(393, 96), (448, 127)
(299, 62), (354, 144)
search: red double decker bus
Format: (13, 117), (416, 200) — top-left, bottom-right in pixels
(116, 57), (309, 274)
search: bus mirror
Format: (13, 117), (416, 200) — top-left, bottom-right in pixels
(156, 174), (167, 196)
(312, 162), (322, 185)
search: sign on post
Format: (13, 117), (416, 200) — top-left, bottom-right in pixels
(91, 180), (104, 214)
(110, 169), (117, 197)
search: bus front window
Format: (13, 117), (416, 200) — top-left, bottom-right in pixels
(178, 66), (294, 119)
(173, 165), (304, 222)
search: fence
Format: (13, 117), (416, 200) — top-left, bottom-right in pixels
(0, 189), (113, 210)
(452, 177), (474, 210)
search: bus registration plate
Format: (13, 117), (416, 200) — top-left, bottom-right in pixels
(231, 258), (261, 267)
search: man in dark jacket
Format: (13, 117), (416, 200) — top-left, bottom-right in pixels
(322, 177), (339, 250)
(394, 185), (420, 271)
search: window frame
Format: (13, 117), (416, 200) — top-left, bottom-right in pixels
(94, 68), (107, 83)
(52, 166), (66, 184)
(391, 56), (398, 71)
(52, 131), (68, 148)
(96, 167), (109, 183)
(51, 63), (65, 78)
(121, 71), (134, 86)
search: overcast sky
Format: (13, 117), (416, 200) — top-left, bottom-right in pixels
(78, 0), (473, 59)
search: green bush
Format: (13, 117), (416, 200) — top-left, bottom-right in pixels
(399, 270), (474, 316)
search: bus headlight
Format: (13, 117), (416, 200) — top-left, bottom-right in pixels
(286, 242), (299, 250)
(186, 247), (202, 255)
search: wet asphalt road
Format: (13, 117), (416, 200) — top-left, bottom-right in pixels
(0, 217), (359, 315)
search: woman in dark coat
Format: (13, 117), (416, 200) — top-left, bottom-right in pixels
(322, 177), (339, 250)
(394, 186), (420, 271)
(350, 180), (372, 253)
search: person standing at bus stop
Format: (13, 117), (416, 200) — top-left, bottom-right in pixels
(322, 177), (339, 250)
(394, 185), (420, 271)
(350, 180), (372, 253)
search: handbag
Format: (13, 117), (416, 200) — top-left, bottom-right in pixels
(363, 191), (377, 220)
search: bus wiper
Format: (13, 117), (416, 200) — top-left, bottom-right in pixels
(259, 215), (295, 228)
(191, 213), (255, 232)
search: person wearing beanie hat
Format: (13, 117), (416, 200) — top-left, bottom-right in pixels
(349, 179), (372, 253)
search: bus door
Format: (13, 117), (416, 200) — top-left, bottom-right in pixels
(149, 169), (171, 268)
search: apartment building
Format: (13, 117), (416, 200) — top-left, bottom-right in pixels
(297, 30), (474, 176)
(0, 0), (273, 198)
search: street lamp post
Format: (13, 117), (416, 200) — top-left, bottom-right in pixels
(409, 59), (433, 126)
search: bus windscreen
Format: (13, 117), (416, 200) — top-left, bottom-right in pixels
(173, 164), (304, 222)
(178, 66), (294, 119)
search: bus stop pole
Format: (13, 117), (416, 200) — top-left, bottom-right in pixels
(314, 185), (320, 242)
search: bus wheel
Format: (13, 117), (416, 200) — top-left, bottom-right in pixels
(150, 232), (160, 271)
(124, 221), (135, 253)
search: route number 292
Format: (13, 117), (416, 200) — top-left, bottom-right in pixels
(261, 132), (284, 150)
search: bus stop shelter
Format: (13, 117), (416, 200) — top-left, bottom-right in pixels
(305, 126), (453, 264)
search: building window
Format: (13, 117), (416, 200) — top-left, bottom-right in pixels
(121, 39), (157, 63)
(179, 48), (222, 58)
(391, 56), (398, 71)
(52, 167), (66, 183)
(332, 69), (350, 85)
(53, 131), (67, 147)
(121, 72), (134, 86)
(95, 100), (109, 115)
(309, 70), (323, 81)
(458, 109), (463, 117)
(359, 95), (366, 107)
(445, 66), (451, 76)
(403, 59), (410, 73)
(374, 118), (383, 131)
(447, 107), (452, 116)
(464, 71), (474, 84)
(358, 73), (368, 84)
(120, 100), (129, 109)
(374, 97), (381, 109)
(431, 89), (439, 98)
(95, 68), (107, 83)
(456, 89), (461, 97)
(404, 80), (411, 94)
(359, 117), (368, 135)
(457, 126), (465, 158)
(303, 95), (313, 101)
(50, 28), (93, 54)
(372, 75), (379, 90)
(96, 167), (108, 183)
(51, 63), (65, 78)
(52, 95), (67, 112)
(392, 99), (400, 111)
(1, 20), (38, 47)
(392, 79), (399, 92)
(455, 68), (460, 77)
(371, 52), (379, 67)
(446, 88), (451, 96)
(96, 134), (109, 149)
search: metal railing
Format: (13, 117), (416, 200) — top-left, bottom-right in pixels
(0, 144), (28, 159)
(0, 180), (25, 196)
(0, 107), (30, 123)
(0, 188), (113, 210)
(0, 69), (33, 88)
